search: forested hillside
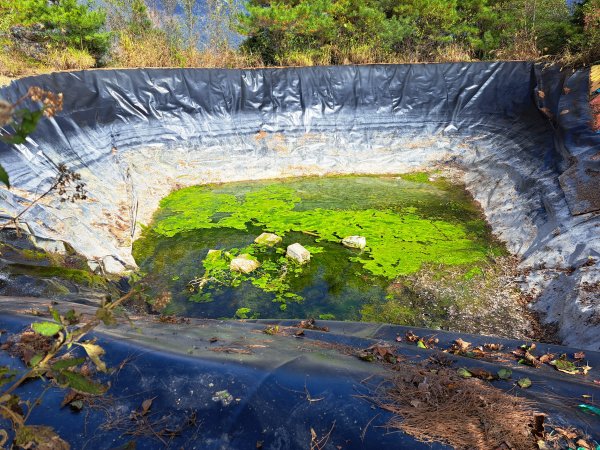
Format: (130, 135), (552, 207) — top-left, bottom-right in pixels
(0, 0), (598, 78)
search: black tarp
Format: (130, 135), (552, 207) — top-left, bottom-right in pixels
(0, 63), (599, 448)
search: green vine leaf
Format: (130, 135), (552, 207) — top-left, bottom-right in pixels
(32, 322), (63, 337)
(28, 354), (43, 368)
(52, 357), (86, 371)
(59, 371), (106, 395)
(95, 307), (116, 326)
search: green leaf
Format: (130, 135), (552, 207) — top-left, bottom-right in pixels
(50, 307), (61, 325)
(32, 321), (62, 336)
(29, 354), (43, 368)
(517, 377), (532, 388)
(0, 367), (16, 387)
(417, 340), (427, 349)
(64, 309), (80, 325)
(52, 357), (85, 371)
(551, 359), (579, 374)
(96, 307), (116, 326)
(497, 368), (512, 380)
(457, 368), (472, 378)
(59, 370), (106, 395)
(0, 164), (9, 188)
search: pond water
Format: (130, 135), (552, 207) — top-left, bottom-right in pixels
(133, 174), (506, 326)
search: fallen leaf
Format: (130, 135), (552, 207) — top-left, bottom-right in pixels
(574, 351), (585, 360)
(455, 338), (471, 352)
(470, 368), (495, 380)
(576, 438), (591, 449)
(518, 378), (532, 388)
(497, 368), (512, 380)
(141, 398), (154, 415)
(484, 343), (503, 351)
(405, 331), (419, 342)
(457, 368), (472, 378)
(551, 359), (578, 374)
(554, 427), (577, 440)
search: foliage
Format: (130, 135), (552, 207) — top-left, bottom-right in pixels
(237, 0), (596, 64)
(0, 0), (109, 60)
(0, 291), (133, 447)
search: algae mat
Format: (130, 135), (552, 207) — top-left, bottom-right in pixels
(133, 175), (505, 322)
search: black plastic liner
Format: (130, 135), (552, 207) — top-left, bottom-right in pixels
(0, 63), (599, 448)
(0, 311), (599, 449)
(1, 63), (598, 214)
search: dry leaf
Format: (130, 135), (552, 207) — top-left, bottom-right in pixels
(141, 397), (154, 415)
(80, 342), (106, 373)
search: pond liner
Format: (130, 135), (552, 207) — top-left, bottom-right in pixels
(0, 309), (599, 449)
(1, 62), (598, 349)
(0, 63), (598, 447)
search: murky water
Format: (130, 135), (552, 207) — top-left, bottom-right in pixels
(133, 174), (505, 324)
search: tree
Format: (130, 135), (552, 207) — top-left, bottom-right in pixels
(5, 0), (110, 59)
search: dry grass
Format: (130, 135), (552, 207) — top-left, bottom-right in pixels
(110, 32), (263, 69)
(433, 43), (475, 63)
(494, 31), (541, 61)
(0, 47), (47, 78)
(44, 47), (96, 71)
(0, 75), (13, 87)
(374, 364), (538, 449)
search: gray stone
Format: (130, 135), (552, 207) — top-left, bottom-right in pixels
(254, 232), (282, 247)
(230, 254), (260, 274)
(342, 236), (366, 250)
(286, 243), (310, 264)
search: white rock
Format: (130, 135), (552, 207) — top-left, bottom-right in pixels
(230, 254), (260, 273)
(254, 232), (282, 247)
(286, 243), (310, 264)
(103, 255), (128, 274)
(342, 236), (366, 250)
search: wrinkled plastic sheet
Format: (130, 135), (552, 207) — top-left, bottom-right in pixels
(0, 62), (598, 348)
(0, 63), (599, 447)
(0, 304), (599, 449)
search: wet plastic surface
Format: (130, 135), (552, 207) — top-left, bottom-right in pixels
(0, 309), (599, 449)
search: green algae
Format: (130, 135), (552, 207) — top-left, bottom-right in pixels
(7, 264), (107, 288)
(133, 174), (506, 323)
(145, 175), (499, 279)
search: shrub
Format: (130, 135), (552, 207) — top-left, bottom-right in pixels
(4, 0), (109, 61)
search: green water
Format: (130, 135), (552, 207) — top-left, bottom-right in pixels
(133, 174), (505, 323)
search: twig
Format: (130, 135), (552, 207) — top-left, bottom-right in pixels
(304, 380), (324, 403)
(310, 420), (336, 450)
(360, 413), (380, 442)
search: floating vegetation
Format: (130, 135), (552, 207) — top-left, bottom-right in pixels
(133, 174), (510, 330)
